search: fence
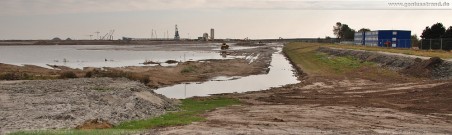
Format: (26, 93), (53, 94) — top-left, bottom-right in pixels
(419, 38), (452, 51)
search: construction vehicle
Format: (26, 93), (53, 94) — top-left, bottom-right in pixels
(221, 43), (229, 50)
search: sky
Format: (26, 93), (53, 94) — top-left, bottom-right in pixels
(0, 0), (451, 40)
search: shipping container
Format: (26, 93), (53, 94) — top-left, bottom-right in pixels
(354, 30), (411, 48)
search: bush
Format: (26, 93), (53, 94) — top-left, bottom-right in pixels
(0, 72), (32, 80)
(137, 75), (151, 84)
(84, 69), (151, 85)
(180, 65), (197, 73)
(59, 71), (78, 79)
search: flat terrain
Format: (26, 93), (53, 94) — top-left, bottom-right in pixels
(151, 42), (452, 134)
(2, 42), (452, 134)
(0, 44), (274, 88)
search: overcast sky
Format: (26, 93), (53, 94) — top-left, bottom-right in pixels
(0, 0), (451, 40)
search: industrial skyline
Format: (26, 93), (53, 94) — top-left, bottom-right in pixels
(0, 0), (451, 40)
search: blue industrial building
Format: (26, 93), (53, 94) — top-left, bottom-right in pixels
(354, 30), (411, 48)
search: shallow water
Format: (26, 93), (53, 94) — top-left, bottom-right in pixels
(0, 45), (239, 69)
(154, 48), (299, 99)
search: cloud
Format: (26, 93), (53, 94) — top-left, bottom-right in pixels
(0, 0), (450, 16)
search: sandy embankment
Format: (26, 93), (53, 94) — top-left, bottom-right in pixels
(0, 78), (176, 134)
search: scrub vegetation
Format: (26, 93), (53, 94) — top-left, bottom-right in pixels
(284, 42), (405, 81)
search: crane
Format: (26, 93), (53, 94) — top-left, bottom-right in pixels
(95, 31), (100, 40)
(109, 30), (115, 40)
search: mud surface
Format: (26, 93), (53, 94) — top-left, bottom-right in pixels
(149, 46), (452, 135)
(151, 79), (452, 134)
(0, 44), (275, 88)
(0, 78), (176, 134)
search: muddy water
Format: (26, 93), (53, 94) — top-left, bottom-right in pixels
(0, 45), (239, 69)
(154, 48), (299, 99)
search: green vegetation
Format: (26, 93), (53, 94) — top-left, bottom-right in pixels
(180, 65), (197, 73)
(59, 71), (77, 79)
(0, 72), (53, 80)
(115, 98), (240, 129)
(84, 70), (150, 84)
(92, 86), (111, 92)
(314, 53), (373, 74)
(9, 129), (141, 135)
(0, 72), (32, 80)
(9, 98), (240, 135)
(284, 42), (406, 81)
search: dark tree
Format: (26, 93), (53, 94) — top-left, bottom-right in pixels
(421, 26), (432, 39)
(444, 26), (452, 38)
(430, 23), (446, 38)
(422, 23), (446, 39)
(411, 35), (419, 47)
(52, 37), (62, 41)
(341, 24), (355, 40)
(333, 22), (343, 39)
(358, 28), (371, 33)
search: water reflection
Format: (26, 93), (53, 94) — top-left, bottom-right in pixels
(154, 48), (299, 99)
(0, 45), (239, 69)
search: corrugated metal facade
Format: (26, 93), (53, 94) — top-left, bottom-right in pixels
(354, 30), (411, 48)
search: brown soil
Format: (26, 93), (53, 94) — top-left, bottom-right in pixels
(150, 78), (452, 134)
(110, 58), (268, 88)
(401, 57), (444, 78)
(149, 46), (452, 134)
(0, 44), (274, 89)
(0, 57), (267, 89)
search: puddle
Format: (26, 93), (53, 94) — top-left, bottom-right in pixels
(154, 48), (300, 99)
(0, 45), (240, 69)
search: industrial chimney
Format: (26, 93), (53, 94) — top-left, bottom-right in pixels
(210, 28), (214, 40)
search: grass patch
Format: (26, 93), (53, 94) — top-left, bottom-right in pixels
(180, 65), (197, 74)
(9, 98), (240, 135)
(314, 53), (373, 74)
(84, 69), (150, 85)
(59, 71), (78, 79)
(0, 72), (32, 80)
(115, 97), (240, 129)
(92, 86), (111, 92)
(283, 42), (407, 81)
(8, 129), (142, 135)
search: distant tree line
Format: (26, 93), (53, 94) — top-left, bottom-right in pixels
(420, 23), (452, 50)
(333, 22), (451, 50)
(333, 22), (372, 41)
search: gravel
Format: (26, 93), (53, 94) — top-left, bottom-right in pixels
(0, 78), (177, 134)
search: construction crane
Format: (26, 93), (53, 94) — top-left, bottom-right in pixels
(99, 30), (115, 40)
(109, 30), (115, 40)
(94, 31), (100, 40)
(100, 33), (109, 40)
(86, 35), (93, 40)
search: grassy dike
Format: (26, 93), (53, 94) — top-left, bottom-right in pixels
(283, 42), (405, 80)
(9, 98), (240, 135)
(322, 43), (452, 59)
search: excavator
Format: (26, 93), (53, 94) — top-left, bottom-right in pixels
(221, 43), (229, 50)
